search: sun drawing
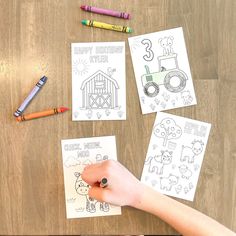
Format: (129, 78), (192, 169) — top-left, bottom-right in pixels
(73, 59), (89, 75)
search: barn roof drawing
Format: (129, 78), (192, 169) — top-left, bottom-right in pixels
(81, 70), (119, 90)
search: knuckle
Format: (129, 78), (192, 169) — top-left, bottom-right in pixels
(103, 166), (112, 178)
(102, 160), (116, 178)
(88, 188), (94, 198)
(100, 190), (109, 202)
(103, 168), (111, 178)
(88, 187), (92, 193)
(104, 159), (115, 168)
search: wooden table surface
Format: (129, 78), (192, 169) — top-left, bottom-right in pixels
(0, 0), (235, 235)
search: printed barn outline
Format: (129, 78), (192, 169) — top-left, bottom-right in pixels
(81, 70), (119, 109)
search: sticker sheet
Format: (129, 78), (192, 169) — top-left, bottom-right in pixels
(128, 27), (197, 114)
(141, 112), (211, 201)
(72, 42), (126, 121)
(61, 136), (121, 218)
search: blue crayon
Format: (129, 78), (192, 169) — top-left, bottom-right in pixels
(14, 76), (48, 117)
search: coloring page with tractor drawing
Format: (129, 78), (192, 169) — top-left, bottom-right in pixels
(141, 112), (211, 201)
(61, 136), (121, 218)
(71, 42), (126, 121)
(128, 27), (197, 114)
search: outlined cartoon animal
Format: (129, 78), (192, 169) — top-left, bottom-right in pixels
(158, 36), (174, 56)
(145, 150), (173, 175)
(107, 67), (116, 77)
(179, 165), (192, 179)
(105, 109), (111, 116)
(160, 174), (179, 191)
(189, 182), (194, 190)
(74, 172), (109, 213)
(180, 140), (204, 163)
(171, 99), (176, 107)
(117, 110), (124, 118)
(96, 154), (109, 163)
(154, 98), (160, 105)
(150, 103), (156, 111)
(162, 92), (170, 102)
(73, 111), (79, 119)
(96, 112), (102, 119)
(160, 102), (166, 109)
(184, 186), (189, 194)
(181, 90), (193, 105)
(175, 185), (182, 194)
(141, 96), (145, 104)
(86, 109), (93, 119)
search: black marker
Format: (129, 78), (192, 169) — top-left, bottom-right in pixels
(100, 177), (108, 188)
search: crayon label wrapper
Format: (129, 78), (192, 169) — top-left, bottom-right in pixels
(92, 21), (126, 32)
(17, 86), (40, 113)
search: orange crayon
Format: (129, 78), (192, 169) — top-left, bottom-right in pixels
(16, 107), (69, 122)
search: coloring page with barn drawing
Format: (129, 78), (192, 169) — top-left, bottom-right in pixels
(141, 112), (211, 201)
(61, 136), (121, 218)
(72, 42), (126, 121)
(128, 27), (197, 114)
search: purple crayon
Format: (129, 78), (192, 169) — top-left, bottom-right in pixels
(14, 76), (48, 117)
(80, 5), (130, 20)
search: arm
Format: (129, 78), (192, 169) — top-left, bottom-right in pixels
(81, 160), (236, 236)
(135, 183), (235, 236)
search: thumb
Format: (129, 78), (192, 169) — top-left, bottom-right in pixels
(88, 186), (110, 203)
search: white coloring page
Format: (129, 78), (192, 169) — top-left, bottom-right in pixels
(61, 136), (121, 218)
(141, 112), (211, 201)
(128, 27), (197, 114)
(72, 42), (126, 120)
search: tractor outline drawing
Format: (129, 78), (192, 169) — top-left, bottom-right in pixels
(141, 54), (188, 97)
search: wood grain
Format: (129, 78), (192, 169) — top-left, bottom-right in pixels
(0, 0), (235, 234)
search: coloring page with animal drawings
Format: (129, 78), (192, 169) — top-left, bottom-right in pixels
(71, 42), (126, 121)
(128, 27), (197, 114)
(141, 112), (211, 201)
(61, 136), (121, 218)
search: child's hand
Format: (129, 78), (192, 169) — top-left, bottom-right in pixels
(81, 160), (143, 206)
(82, 162), (236, 236)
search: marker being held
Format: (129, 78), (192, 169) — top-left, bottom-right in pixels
(100, 177), (108, 188)
(81, 160), (141, 206)
(81, 5), (130, 20)
(82, 160), (236, 236)
(14, 76), (48, 117)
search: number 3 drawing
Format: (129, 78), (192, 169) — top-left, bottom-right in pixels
(141, 39), (154, 61)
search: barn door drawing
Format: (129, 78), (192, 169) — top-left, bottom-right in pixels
(89, 93), (112, 109)
(81, 70), (119, 109)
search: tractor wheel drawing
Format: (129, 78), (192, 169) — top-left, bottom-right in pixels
(144, 82), (160, 97)
(164, 71), (187, 93)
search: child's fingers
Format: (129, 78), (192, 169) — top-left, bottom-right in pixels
(81, 162), (109, 185)
(88, 186), (111, 203)
(81, 169), (103, 186)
